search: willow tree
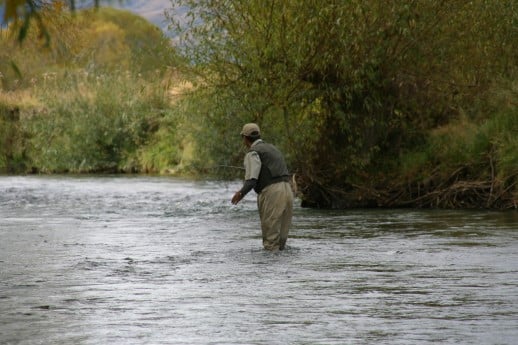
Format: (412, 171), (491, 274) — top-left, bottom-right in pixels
(167, 0), (516, 207)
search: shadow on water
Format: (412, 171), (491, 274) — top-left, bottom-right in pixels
(0, 176), (517, 345)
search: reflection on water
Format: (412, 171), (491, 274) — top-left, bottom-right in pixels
(1, 176), (517, 345)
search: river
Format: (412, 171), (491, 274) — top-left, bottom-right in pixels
(0, 176), (517, 345)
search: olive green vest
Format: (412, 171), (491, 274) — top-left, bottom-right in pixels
(250, 141), (289, 193)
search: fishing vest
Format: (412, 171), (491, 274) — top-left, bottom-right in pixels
(250, 141), (290, 193)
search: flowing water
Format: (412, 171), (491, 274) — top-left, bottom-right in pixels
(0, 176), (517, 345)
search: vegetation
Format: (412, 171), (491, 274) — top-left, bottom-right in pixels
(1, 5), (183, 173)
(1, 1), (516, 209)
(165, 0), (517, 209)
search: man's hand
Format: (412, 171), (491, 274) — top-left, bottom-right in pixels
(231, 191), (243, 205)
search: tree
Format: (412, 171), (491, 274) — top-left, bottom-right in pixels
(167, 0), (517, 207)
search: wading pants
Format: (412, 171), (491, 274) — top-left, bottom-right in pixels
(257, 181), (294, 251)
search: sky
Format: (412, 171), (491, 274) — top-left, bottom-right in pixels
(1, 1), (178, 34)
(108, 0), (174, 33)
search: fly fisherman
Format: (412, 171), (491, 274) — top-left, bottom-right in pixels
(231, 123), (294, 251)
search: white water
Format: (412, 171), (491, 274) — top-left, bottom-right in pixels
(1, 176), (517, 344)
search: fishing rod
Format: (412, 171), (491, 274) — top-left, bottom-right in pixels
(213, 165), (245, 170)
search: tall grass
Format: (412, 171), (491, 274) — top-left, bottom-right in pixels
(16, 69), (177, 173)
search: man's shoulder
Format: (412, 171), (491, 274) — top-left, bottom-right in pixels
(250, 140), (275, 150)
(245, 150), (261, 160)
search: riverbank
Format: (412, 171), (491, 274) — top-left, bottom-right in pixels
(297, 173), (517, 210)
(1, 5), (516, 210)
(1, 92), (516, 210)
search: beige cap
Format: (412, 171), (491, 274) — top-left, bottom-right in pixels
(240, 123), (260, 136)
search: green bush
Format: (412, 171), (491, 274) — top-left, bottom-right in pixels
(24, 71), (171, 173)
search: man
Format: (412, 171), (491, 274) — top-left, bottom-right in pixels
(231, 123), (294, 251)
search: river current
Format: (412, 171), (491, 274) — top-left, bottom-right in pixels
(1, 176), (517, 345)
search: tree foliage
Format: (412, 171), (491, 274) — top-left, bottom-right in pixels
(166, 0), (517, 207)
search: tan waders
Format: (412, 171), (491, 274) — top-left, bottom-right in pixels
(257, 181), (294, 251)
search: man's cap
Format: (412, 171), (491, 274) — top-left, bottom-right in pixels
(240, 123), (260, 137)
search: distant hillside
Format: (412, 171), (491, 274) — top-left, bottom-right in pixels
(91, 7), (179, 71)
(0, 6), (179, 86)
(0, 1), (183, 33)
(79, 0), (182, 36)
(111, 0), (173, 33)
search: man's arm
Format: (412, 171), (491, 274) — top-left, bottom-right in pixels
(231, 179), (257, 204)
(231, 151), (261, 205)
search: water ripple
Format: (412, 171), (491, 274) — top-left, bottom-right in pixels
(0, 176), (517, 345)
